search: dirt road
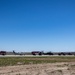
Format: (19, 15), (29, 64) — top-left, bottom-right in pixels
(0, 62), (75, 75)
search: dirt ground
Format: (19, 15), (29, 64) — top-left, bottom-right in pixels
(0, 62), (75, 75)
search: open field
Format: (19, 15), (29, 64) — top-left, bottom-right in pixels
(0, 56), (75, 66)
(0, 56), (75, 75)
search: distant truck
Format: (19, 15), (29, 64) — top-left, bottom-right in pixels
(32, 51), (44, 55)
(44, 52), (54, 55)
(0, 51), (6, 55)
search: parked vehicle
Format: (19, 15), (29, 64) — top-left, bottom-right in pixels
(58, 52), (65, 56)
(44, 52), (54, 55)
(32, 51), (43, 55)
(67, 52), (72, 55)
(0, 51), (6, 55)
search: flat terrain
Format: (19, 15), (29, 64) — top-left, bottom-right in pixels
(0, 56), (75, 75)
(0, 62), (75, 75)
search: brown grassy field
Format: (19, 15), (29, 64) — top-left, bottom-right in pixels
(0, 56), (75, 66)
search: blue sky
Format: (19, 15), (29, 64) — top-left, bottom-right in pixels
(0, 0), (75, 52)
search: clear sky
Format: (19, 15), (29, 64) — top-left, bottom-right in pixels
(0, 0), (75, 52)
